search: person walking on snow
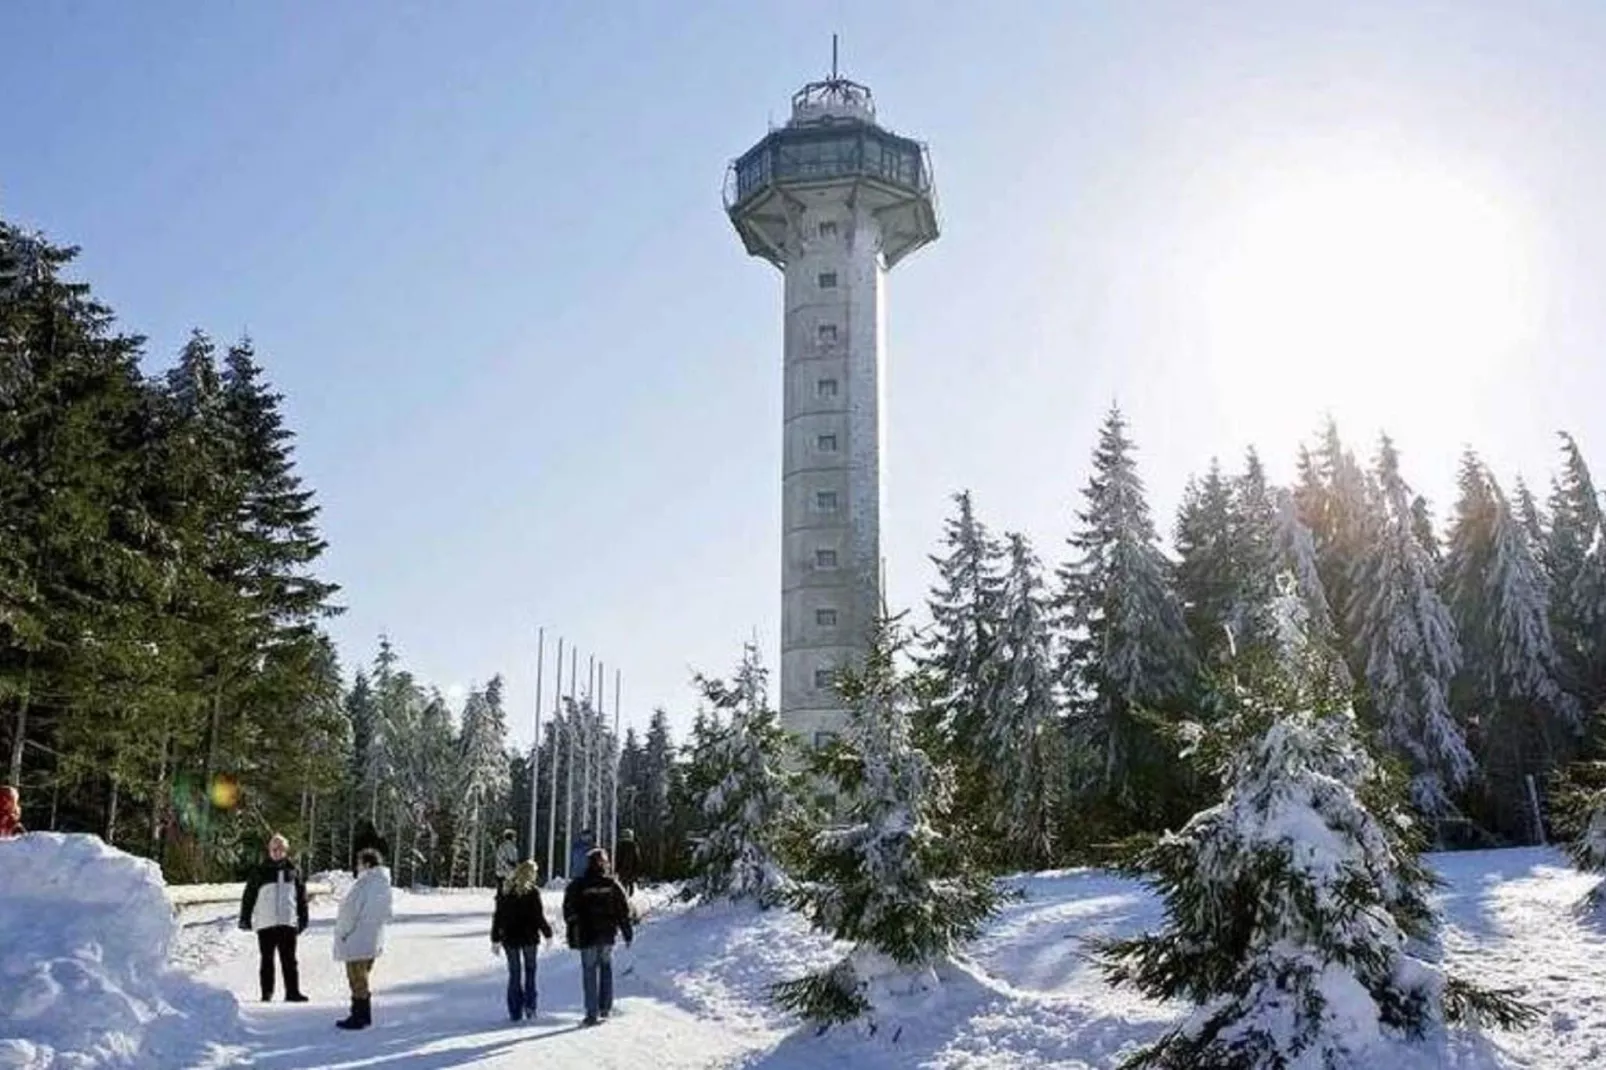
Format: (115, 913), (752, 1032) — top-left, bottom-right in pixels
(333, 847), (393, 1030)
(493, 828), (520, 888)
(562, 847), (633, 1026)
(568, 828), (594, 881)
(351, 818), (390, 879)
(238, 833), (309, 1003)
(614, 828), (641, 897)
(0, 786), (24, 839)
(491, 860), (554, 1022)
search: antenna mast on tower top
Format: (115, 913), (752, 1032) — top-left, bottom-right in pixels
(832, 33), (839, 80)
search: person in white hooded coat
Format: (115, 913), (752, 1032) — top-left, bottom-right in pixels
(332, 847), (393, 1030)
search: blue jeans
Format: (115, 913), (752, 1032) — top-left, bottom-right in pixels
(503, 944), (538, 1020)
(579, 944), (614, 1019)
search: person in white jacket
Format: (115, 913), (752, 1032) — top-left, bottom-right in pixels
(332, 847), (393, 1030)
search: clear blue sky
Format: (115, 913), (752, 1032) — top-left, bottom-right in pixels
(4, 1), (1604, 747)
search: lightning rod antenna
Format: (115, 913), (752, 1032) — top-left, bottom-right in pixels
(832, 34), (838, 80)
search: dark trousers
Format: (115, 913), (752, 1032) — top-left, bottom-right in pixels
(503, 944), (539, 1020)
(257, 926), (301, 999)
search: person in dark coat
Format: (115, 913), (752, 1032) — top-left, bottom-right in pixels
(614, 828), (641, 897)
(561, 847), (634, 1026)
(0, 786), (24, 840)
(352, 819), (390, 878)
(238, 833), (310, 1002)
(568, 828), (593, 881)
(490, 860), (554, 1022)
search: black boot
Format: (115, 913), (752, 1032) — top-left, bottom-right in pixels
(335, 998), (371, 1030)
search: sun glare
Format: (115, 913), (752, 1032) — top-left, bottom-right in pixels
(1195, 161), (1539, 436)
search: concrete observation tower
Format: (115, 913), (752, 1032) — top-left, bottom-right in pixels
(724, 47), (940, 744)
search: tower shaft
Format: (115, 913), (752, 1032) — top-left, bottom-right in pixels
(781, 201), (887, 744)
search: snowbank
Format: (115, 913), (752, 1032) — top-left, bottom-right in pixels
(0, 833), (240, 1069)
(307, 869), (354, 899)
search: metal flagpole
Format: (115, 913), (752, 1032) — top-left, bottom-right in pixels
(527, 627), (544, 861)
(611, 668), (622, 856)
(586, 654), (597, 840)
(563, 645), (578, 876)
(545, 637), (564, 882)
(594, 659), (606, 839)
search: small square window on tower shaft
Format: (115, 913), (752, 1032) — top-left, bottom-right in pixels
(816, 378), (838, 399)
(813, 730), (838, 749)
(818, 271), (837, 289)
(816, 608), (838, 627)
(817, 433), (838, 452)
(818, 221), (838, 239)
(817, 323), (838, 344)
(815, 490), (838, 512)
(814, 668), (834, 690)
(815, 548), (838, 568)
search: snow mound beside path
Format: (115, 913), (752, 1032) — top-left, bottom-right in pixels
(0, 833), (240, 1069)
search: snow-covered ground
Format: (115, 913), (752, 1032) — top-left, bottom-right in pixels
(5, 837), (1606, 1068)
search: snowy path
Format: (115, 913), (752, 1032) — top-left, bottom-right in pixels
(197, 889), (765, 1069)
(169, 851), (1606, 1069)
(1435, 848), (1606, 1069)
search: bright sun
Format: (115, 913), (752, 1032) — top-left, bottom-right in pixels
(1195, 160), (1539, 436)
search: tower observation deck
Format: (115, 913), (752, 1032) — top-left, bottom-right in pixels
(724, 51), (939, 745)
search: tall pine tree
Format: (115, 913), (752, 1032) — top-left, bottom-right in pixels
(1445, 454), (1578, 840)
(978, 533), (1061, 869)
(686, 644), (801, 907)
(1543, 433), (1606, 716)
(1055, 407), (1196, 830)
(1350, 437), (1473, 820)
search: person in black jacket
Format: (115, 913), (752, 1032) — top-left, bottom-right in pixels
(614, 828), (641, 897)
(561, 848), (634, 1026)
(238, 833), (310, 1002)
(490, 860), (554, 1022)
(352, 819), (390, 879)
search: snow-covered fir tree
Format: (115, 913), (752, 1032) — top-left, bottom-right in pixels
(921, 489), (1007, 741)
(1349, 437), (1474, 820)
(1175, 460), (1239, 667)
(686, 643), (801, 908)
(1294, 420), (1378, 659)
(1513, 476), (1547, 557)
(1411, 494), (1443, 573)
(1274, 487), (1352, 690)
(1445, 454), (1579, 840)
(775, 618), (1002, 1025)
(1100, 579), (1533, 1069)
(1554, 750), (1606, 911)
(1176, 449), (1283, 672)
(1229, 449), (1283, 658)
(978, 532), (1061, 869)
(456, 676), (512, 885)
(1056, 407), (1197, 828)
(1543, 433), (1606, 714)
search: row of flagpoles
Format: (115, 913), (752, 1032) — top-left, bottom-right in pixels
(526, 627), (624, 881)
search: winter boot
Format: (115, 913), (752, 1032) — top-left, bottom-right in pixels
(285, 991), (309, 1003)
(335, 998), (371, 1030)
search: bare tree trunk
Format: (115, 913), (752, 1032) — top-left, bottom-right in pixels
(307, 791), (319, 872)
(201, 678), (224, 870)
(106, 777), (120, 845)
(7, 654), (34, 787)
(150, 727), (171, 856)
